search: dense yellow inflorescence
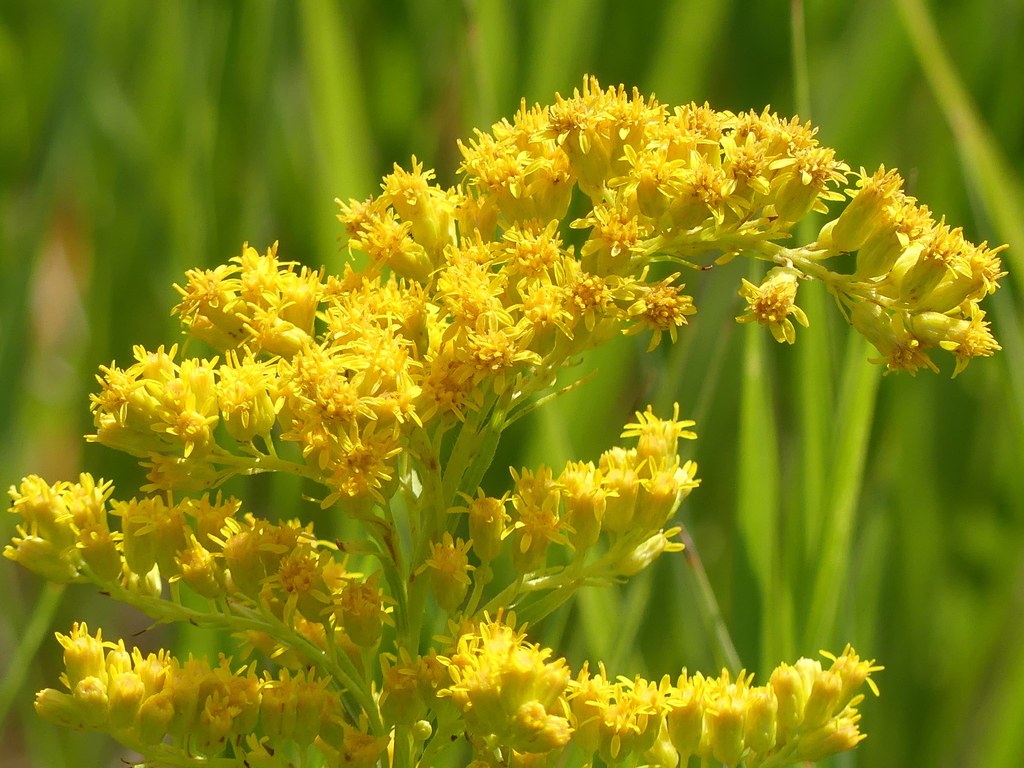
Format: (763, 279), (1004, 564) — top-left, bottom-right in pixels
(6, 77), (1001, 767)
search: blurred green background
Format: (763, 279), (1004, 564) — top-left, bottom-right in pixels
(2, 0), (1023, 766)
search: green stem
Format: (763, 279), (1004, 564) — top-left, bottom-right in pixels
(455, 387), (515, 504)
(464, 564), (492, 618)
(441, 395), (492, 504)
(394, 724), (413, 768)
(209, 448), (322, 480)
(363, 510), (409, 641)
(0, 582), (65, 725)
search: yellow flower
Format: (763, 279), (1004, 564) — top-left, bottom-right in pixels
(423, 533), (475, 613)
(737, 267), (809, 344)
(624, 273), (697, 351)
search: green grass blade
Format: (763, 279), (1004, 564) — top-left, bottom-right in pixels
(805, 334), (881, 652)
(789, 0), (834, 618)
(526, 0), (603, 103)
(0, 582), (65, 727)
(297, 0), (375, 267)
(646, 0), (734, 103)
(790, 0), (812, 120)
(737, 273), (781, 676)
(466, 0), (516, 126)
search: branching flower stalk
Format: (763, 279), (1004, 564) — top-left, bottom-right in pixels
(6, 77), (1004, 768)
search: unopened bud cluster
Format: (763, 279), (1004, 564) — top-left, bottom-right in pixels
(7, 77), (982, 767)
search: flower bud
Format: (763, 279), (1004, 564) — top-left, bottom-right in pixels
(293, 678), (326, 748)
(381, 654), (426, 726)
(856, 219), (903, 278)
(706, 693), (745, 767)
(136, 692), (175, 746)
(615, 531), (683, 577)
(73, 676), (109, 728)
(600, 448), (640, 533)
(770, 662), (808, 734)
(559, 462), (606, 550)
(339, 574), (385, 647)
(126, 563), (163, 598)
(635, 462), (685, 530)
(466, 493), (509, 563)
(176, 535), (224, 599)
(76, 524), (123, 582)
(510, 700), (573, 753)
(774, 174), (820, 222)
(167, 658), (208, 736)
(666, 680), (704, 760)
(794, 715), (864, 762)
(260, 677), (298, 742)
(802, 669), (842, 731)
(222, 530), (265, 598)
(425, 534), (473, 613)
(35, 688), (88, 730)
(107, 671), (146, 731)
(815, 218), (837, 251)
(8, 475), (75, 547)
(3, 534), (78, 583)
(217, 354), (278, 443)
(832, 167), (901, 252)
(744, 687), (778, 754)
(194, 692), (239, 756)
(645, 721), (680, 768)
(57, 623), (107, 690)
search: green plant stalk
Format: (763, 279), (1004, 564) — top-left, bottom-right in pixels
(804, 334), (881, 651)
(0, 582), (65, 726)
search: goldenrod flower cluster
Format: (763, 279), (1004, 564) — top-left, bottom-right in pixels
(35, 623), (387, 768)
(568, 643), (879, 768)
(7, 77), (998, 767)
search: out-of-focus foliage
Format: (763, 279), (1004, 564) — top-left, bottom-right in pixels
(0, 1), (1022, 766)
